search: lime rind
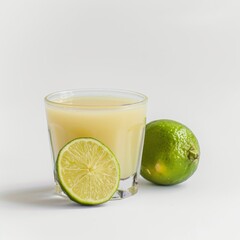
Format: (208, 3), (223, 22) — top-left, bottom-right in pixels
(141, 119), (200, 185)
(56, 137), (120, 205)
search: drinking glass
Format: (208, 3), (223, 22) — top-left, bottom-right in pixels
(45, 89), (147, 199)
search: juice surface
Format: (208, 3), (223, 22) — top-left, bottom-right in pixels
(46, 96), (146, 179)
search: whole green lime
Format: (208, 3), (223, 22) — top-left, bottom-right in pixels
(141, 119), (200, 185)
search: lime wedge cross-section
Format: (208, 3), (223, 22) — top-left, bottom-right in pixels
(56, 137), (120, 205)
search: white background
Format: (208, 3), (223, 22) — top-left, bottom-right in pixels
(0, 0), (240, 239)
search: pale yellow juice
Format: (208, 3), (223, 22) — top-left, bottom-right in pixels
(46, 96), (146, 179)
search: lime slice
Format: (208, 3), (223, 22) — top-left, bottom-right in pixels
(56, 137), (120, 205)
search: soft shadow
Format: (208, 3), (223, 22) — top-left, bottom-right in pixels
(138, 177), (186, 192)
(0, 184), (105, 210)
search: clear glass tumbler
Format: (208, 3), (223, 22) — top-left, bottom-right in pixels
(45, 89), (147, 199)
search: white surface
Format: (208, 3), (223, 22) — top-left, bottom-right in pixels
(0, 0), (240, 239)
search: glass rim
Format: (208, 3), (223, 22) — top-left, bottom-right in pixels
(44, 88), (148, 109)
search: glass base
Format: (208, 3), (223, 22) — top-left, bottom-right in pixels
(54, 173), (138, 200)
(112, 174), (138, 199)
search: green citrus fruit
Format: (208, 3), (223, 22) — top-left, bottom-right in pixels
(57, 137), (120, 205)
(141, 119), (200, 185)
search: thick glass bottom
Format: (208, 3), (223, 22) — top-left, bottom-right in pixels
(112, 174), (138, 199)
(54, 173), (138, 200)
